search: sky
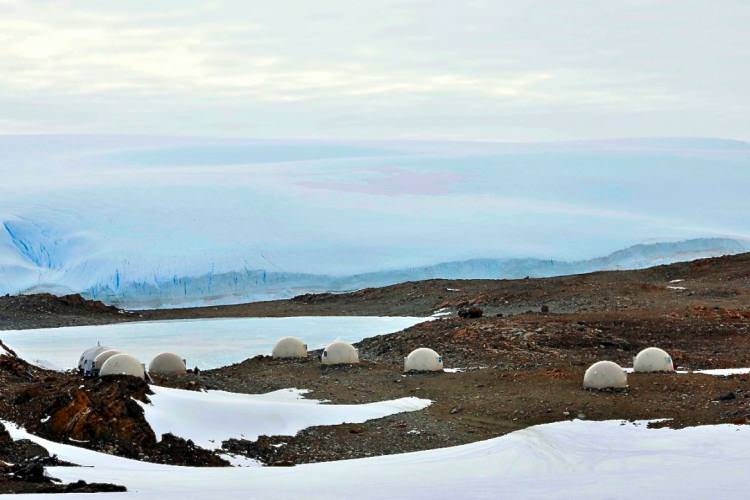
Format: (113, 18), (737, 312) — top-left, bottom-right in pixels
(0, 0), (748, 141)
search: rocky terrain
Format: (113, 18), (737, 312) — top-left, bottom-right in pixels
(1, 252), (750, 486)
(190, 307), (750, 465)
(0, 293), (138, 330)
(3, 252), (750, 330)
(0, 349), (228, 470)
(0, 420), (127, 494)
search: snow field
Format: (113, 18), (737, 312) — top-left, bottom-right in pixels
(140, 386), (432, 450)
(5, 419), (750, 499)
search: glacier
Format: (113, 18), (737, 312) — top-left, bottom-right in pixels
(84, 238), (750, 308)
(2, 135), (750, 307)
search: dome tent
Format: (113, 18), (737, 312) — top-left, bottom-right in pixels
(404, 348), (443, 372)
(633, 347), (674, 373)
(583, 360), (627, 390)
(78, 344), (111, 377)
(149, 352), (187, 376)
(93, 349), (122, 375)
(100, 353), (145, 379)
(321, 341), (359, 365)
(272, 337), (308, 359)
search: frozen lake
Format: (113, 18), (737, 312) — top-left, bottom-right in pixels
(0, 316), (427, 370)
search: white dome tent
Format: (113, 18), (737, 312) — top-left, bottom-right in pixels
(78, 344), (111, 377)
(633, 347), (674, 373)
(149, 352), (187, 376)
(272, 337), (308, 359)
(321, 341), (359, 365)
(93, 349), (122, 376)
(583, 360), (628, 390)
(404, 348), (444, 372)
(100, 353), (146, 379)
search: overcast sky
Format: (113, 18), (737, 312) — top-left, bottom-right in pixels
(1, 0), (748, 141)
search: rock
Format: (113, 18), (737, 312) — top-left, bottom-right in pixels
(717, 392), (737, 401)
(0, 422), (11, 445)
(6, 439), (50, 462)
(7, 458), (48, 483)
(458, 306), (483, 319)
(155, 433), (229, 467)
(60, 480), (127, 493)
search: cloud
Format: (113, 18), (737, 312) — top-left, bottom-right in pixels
(0, 0), (747, 139)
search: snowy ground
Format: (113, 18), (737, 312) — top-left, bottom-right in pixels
(5, 419), (750, 499)
(140, 386), (431, 450)
(0, 316), (426, 370)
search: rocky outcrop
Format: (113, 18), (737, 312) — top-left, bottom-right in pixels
(0, 422), (127, 494)
(0, 354), (227, 467)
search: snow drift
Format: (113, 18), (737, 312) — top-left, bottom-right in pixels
(5, 418), (750, 499)
(140, 386), (431, 450)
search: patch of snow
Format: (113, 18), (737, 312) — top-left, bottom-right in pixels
(6, 418), (750, 499)
(446, 288), (461, 292)
(443, 366), (487, 373)
(667, 285), (687, 290)
(0, 316), (427, 370)
(140, 386), (432, 450)
(40, 416), (50, 423)
(695, 368), (750, 376)
(431, 307), (452, 318)
(219, 454), (262, 468)
(626, 367), (750, 376)
(669, 279), (685, 283)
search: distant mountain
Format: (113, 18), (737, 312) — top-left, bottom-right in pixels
(83, 238), (749, 309)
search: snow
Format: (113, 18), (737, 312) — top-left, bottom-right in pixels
(695, 368), (750, 376)
(140, 386), (432, 450)
(443, 366), (487, 373)
(0, 316), (427, 370)
(219, 453), (261, 467)
(667, 286), (687, 290)
(431, 307), (451, 318)
(669, 279), (685, 283)
(5, 418), (750, 499)
(625, 367), (750, 376)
